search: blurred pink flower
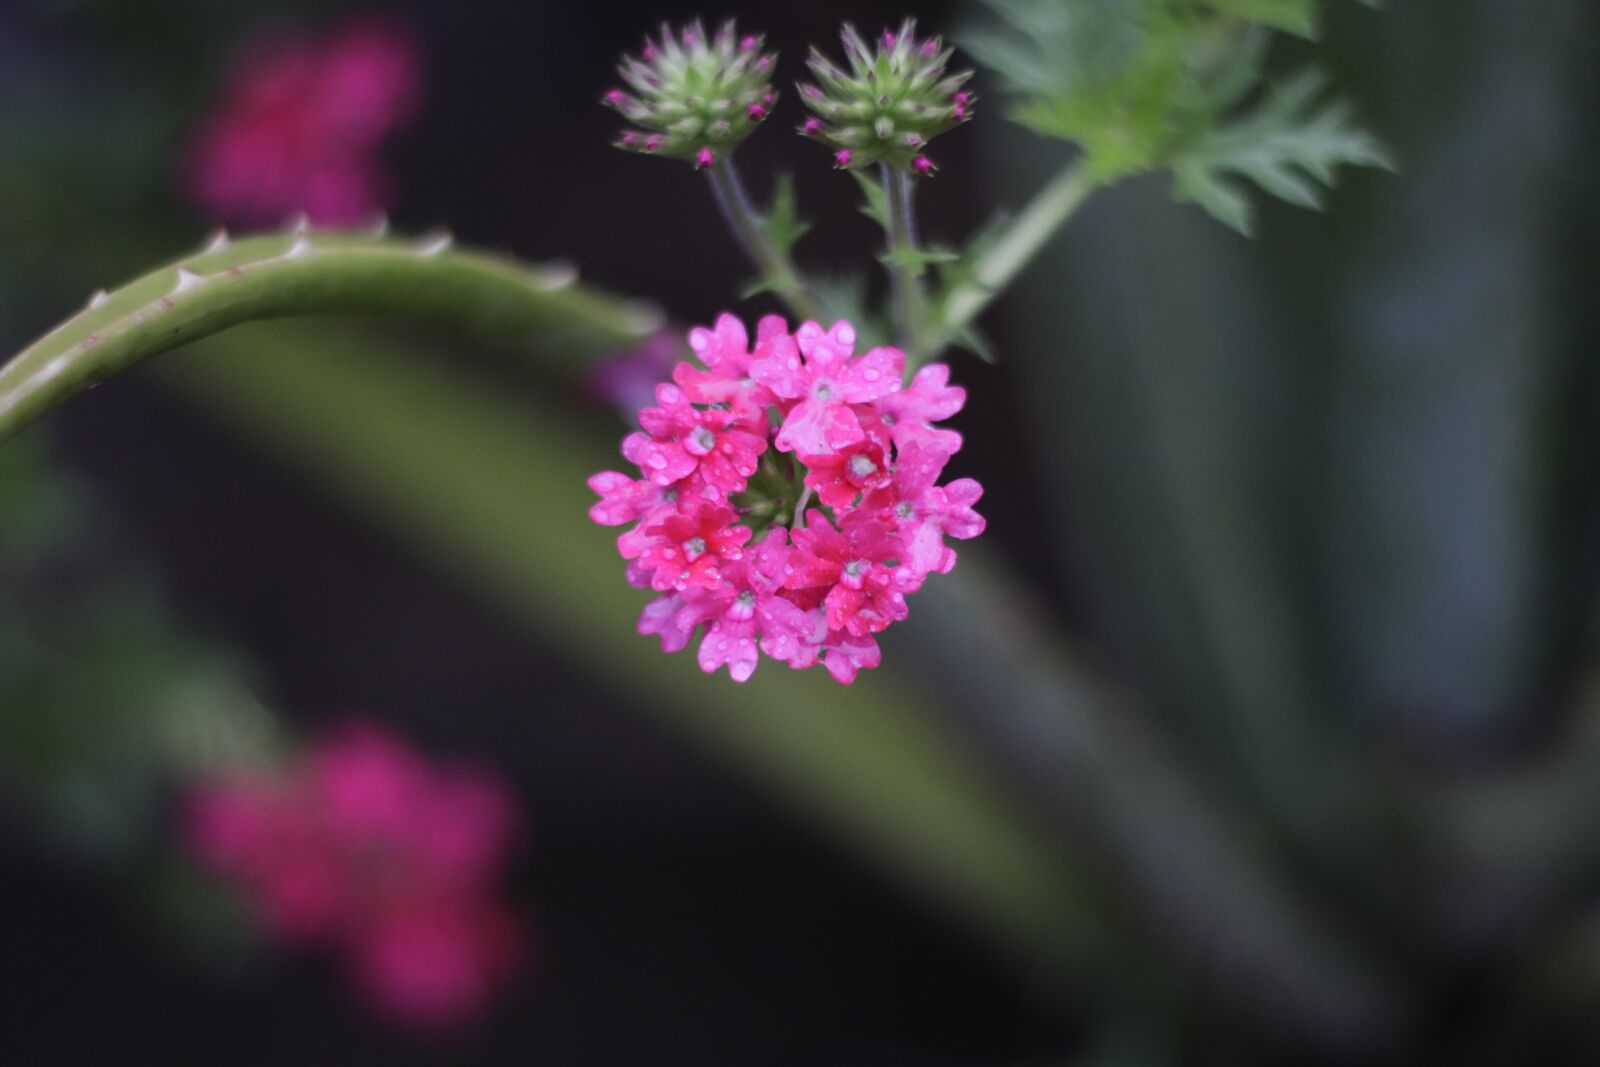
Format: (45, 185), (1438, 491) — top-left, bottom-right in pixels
(583, 330), (687, 422)
(184, 19), (421, 227)
(186, 722), (524, 1031)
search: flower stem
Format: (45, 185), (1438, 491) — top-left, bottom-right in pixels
(791, 485), (814, 529)
(881, 164), (925, 352)
(705, 157), (828, 324)
(913, 161), (1100, 363)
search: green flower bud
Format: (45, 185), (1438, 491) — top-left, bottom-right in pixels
(798, 19), (973, 174)
(603, 21), (778, 169)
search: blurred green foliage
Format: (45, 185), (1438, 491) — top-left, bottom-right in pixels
(964, 0), (1387, 231)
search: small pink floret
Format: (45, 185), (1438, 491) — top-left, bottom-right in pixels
(912, 155), (935, 176)
(833, 148), (853, 168)
(694, 146), (716, 169)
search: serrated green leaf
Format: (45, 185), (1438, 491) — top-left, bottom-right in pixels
(879, 244), (962, 274)
(851, 170), (890, 229)
(1167, 68), (1393, 235)
(762, 173), (811, 260)
(964, 0), (1381, 186)
(739, 273), (782, 300)
(950, 322), (999, 363)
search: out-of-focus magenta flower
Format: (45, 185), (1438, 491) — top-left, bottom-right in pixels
(184, 19), (421, 227)
(582, 330), (687, 422)
(186, 722), (524, 1032)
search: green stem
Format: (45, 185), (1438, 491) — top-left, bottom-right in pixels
(916, 161), (1100, 361)
(881, 164), (925, 351)
(705, 157), (828, 324)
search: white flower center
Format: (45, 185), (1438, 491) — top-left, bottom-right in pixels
(848, 455), (878, 479)
(843, 559), (867, 578)
(684, 537), (708, 561)
(689, 426), (716, 451)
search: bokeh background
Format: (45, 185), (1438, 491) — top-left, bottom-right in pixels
(1, 0), (1597, 1063)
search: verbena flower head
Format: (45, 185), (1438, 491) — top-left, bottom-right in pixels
(186, 18), (421, 226)
(604, 20), (777, 169)
(798, 18), (973, 174)
(186, 722), (523, 1031)
(589, 314), (985, 684)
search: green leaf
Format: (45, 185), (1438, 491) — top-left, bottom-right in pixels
(963, 0), (1385, 188)
(919, 215), (1011, 363)
(1168, 69), (1393, 235)
(0, 228), (662, 444)
(879, 244), (962, 275)
(851, 170), (890, 229)
(948, 321), (999, 364)
(1205, 0), (1319, 36)
(762, 173), (811, 259)
(964, 0), (1192, 177)
(740, 176), (816, 302)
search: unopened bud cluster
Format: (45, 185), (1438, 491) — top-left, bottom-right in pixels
(603, 21), (777, 169)
(588, 314), (985, 684)
(798, 19), (973, 174)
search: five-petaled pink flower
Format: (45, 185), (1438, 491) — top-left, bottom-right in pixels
(185, 722), (523, 1032)
(186, 18), (421, 227)
(589, 314), (985, 684)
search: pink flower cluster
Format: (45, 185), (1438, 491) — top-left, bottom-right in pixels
(588, 315), (984, 684)
(185, 723), (523, 1031)
(185, 19), (421, 227)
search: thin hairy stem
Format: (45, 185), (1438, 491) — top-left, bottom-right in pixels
(881, 164), (925, 352)
(791, 485), (814, 529)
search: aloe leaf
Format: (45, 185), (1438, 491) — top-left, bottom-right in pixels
(0, 227), (663, 443)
